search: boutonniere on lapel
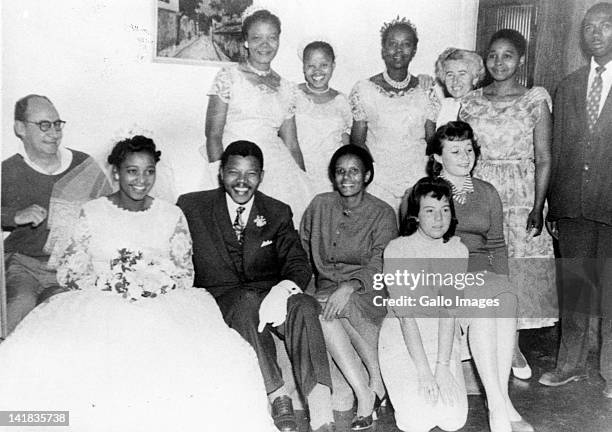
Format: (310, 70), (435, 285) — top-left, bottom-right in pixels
(254, 215), (267, 227)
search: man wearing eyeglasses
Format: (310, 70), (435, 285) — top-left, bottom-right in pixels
(2, 94), (111, 334)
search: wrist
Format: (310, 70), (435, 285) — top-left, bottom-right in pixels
(347, 279), (363, 292)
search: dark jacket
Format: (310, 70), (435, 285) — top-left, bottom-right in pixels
(177, 188), (312, 298)
(548, 65), (612, 225)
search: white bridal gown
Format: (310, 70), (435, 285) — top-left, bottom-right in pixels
(0, 197), (275, 432)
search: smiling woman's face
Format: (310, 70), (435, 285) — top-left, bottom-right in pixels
(434, 139), (476, 177)
(443, 59), (477, 98)
(333, 154), (370, 198)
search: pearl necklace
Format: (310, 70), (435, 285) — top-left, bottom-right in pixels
(382, 70), (411, 89)
(305, 82), (330, 94)
(246, 60), (271, 77)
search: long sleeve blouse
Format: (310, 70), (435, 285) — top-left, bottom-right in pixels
(300, 192), (398, 297)
(454, 177), (508, 275)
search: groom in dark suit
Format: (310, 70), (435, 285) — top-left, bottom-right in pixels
(178, 141), (333, 432)
(540, 2), (612, 398)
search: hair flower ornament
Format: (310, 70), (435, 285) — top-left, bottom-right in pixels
(254, 215), (267, 227)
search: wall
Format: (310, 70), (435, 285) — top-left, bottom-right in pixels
(2, 0), (478, 195)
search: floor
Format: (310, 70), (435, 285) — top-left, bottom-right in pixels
(302, 326), (612, 432)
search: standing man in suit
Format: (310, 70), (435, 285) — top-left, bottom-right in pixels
(540, 2), (612, 398)
(178, 141), (334, 432)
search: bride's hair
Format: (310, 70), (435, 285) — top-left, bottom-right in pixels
(107, 135), (161, 168)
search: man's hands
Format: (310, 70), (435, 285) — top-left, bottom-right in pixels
(14, 204), (47, 227)
(257, 280), (302, 332)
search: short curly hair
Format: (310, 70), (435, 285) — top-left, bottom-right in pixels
(434, 47), (485, 87)
(303, 41), (335, 62)
(241, 9), (281, 40)
(107, 135), (161, 168)
(380, 16), (418, 47)
(489, 29), (527, 57)
(328, 144), (374, 187)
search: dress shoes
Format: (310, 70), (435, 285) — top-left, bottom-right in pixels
(511, 350), (532, 380)
(271, 395), (298, 432)
(511, 417), (535, 432)
(538, 368), (587, 387)
(350, 414), (373, 431)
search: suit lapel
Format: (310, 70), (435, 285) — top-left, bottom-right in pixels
(574, 66), (589, 128)
(242, 193), (266, 266)
(210, 189), (240, 271)
(597, 79), (612, 131)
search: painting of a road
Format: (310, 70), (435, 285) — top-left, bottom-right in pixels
(156, 0), (253, 64)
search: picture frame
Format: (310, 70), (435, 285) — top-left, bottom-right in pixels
(154, 0), (253, 66)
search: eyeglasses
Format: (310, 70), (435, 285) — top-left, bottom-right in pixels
(23, 120), (66, 132)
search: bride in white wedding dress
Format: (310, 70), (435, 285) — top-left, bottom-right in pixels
(0, 136), (275, 432)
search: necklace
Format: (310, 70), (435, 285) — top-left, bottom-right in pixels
(382, 70), (411, 89)
(305, 82), (330, 94)
(246, 60), (271, 77)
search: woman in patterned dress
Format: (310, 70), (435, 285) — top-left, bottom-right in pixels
(459, 29), (556, 380)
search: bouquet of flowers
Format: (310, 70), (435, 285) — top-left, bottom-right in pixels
(97, 248), (177, 301)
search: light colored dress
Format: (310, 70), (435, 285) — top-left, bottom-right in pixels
(209, 65), (315, 225)
(349, 78), (438, 213)
(460, 87), (558, 329)
(379, 232), (468, 432)
(0, 197), (275, 432)
(295, 90), (352, 194)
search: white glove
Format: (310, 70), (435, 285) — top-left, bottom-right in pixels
(257, 280), (302, 332)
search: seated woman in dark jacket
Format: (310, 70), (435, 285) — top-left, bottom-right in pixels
(301, 145), (398, 431)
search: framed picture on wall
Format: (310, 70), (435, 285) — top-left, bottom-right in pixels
(155, 0), (253, 65)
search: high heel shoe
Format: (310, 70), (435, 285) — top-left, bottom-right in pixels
(350, 414), (374, 431)
(510, 418), (535, 432)
(351, 392), (377, 430)
(511, 350), (532, 381)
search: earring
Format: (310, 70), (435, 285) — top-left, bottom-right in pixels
(244, 42), (249, 49)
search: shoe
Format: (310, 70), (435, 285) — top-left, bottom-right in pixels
(271, 396), (298, 432)
(538, 368), (587, 387)
(512, 350), (532, 380)
(603, 383), (612, 398)
(511, 418), (535, 432)
(350, 414), (374, 431)
(312, 423), (336, 432)
(372, 394), (388, 419)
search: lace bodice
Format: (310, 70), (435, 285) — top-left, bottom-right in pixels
(55, 197), (194, 292)
(295, 91), (351, 192)
(208, 65), (297, 148)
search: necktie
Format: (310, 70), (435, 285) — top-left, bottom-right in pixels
(587, 66), (605, 133)
(232, 206), (246, 244)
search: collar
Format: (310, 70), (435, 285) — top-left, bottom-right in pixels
(440, 173), (474, 205)
(588, 57), (612, 116)
(17, 145), (73, 175)
(590, 57), (612, 74)
(225, 193), (255, 224)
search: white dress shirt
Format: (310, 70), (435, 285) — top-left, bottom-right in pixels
(587, 57), (612, 117)
(225, 193), (254, 227)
